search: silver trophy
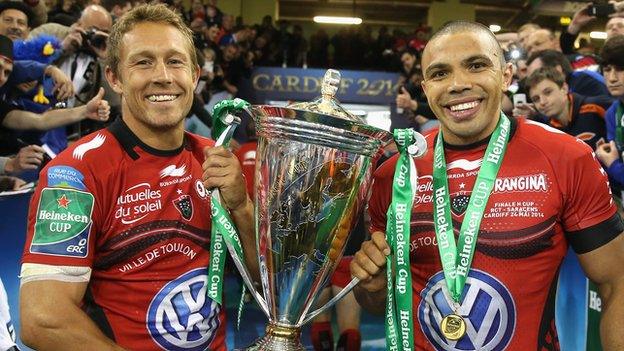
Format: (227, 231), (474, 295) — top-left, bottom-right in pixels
(223, 70), (425, 350)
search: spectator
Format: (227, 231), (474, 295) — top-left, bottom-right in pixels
(526, 49), (609, 97)
(596, 35), (624, 187)
(218, 42), (245, 95)
(308, 28), (328, 68)
(102, 0), (132, 21)
(47, 0), (81, 26)
(526, 27), (597, 70)
(55, 4), (115, 137)
(288, 24), (307, 67)
(526, 67), (610, 149)
(561, 3), (624, 56)
(517, 22), (540, 50)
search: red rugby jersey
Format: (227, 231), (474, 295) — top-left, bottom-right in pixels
(22, 118), (226, 351)
(369, 117), (622, 350)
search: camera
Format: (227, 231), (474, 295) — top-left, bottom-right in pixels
(80, 28), (107, 51)
(587, 3), (616, 17)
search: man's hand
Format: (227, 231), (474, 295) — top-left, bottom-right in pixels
(202, 146), (248, 212)
(396, 86), (418, 111)
(568, 4), (595, 35)
(16, 81), (37, 93)
(62, 25), (84, 53)
(512, 103), (537, 119)
(596, 139), (621, 168)
(612, 1), (624, 17)
(350, 231), (391, 293)
(5, 145), (45, 173)
(85, 88), (110, 122)
(45, 66), (75, 101)
(0, 176), (26, 191)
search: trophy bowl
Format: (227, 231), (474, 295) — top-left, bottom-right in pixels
(229, 70), (393, 350)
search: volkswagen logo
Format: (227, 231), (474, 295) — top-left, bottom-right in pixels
(147, 268), (221, 350)
(418, 269), (516, 351)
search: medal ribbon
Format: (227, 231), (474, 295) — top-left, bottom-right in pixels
(385, 128), (419, 351)
(207, 99), (250, 328)
(432, 113), (510, 304)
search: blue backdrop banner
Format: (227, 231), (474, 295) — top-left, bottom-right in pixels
(238, 67), (400, 104)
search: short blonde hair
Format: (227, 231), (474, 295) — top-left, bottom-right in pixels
(106, 3), (198, 77)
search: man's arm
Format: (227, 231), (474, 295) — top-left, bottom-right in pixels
(20, 280), (126, 351)
(578, 233), (624, 350)
(1, 87), (109, 131)
(350, 231), (390, 315)
(203, 146), (259, 281)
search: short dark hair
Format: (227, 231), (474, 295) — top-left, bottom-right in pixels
(426, 20), (505, 68)
(525, 67), (566, 91)
(0, 1), (34, 26)
(600, 34), (624, 68)
(526, 49), (573, 76)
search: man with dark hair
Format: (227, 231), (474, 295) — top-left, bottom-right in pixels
(596, 35), (624, 187)
(351, 20), (624, 350)
(0, 0), (33, 41)
(526, 66), (611, 148)
(526, 49), (609, 97)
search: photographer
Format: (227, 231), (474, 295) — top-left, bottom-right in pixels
(58, 5), (111, 106)
(561, 2), (624, 55)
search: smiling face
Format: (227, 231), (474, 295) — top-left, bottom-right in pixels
(421, 31), (512, 145)
(106, 21), (199, 137)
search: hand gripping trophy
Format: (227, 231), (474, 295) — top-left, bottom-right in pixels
(209, 69), (427, 350)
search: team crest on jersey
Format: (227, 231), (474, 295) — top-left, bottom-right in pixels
(451, 195), (469, 216)
(147, 268), (221, 351)
(173, 194), (194, 220)
(418, 269), (516, 351)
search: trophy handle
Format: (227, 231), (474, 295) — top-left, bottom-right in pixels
(300, 277), (360, 325)
(220, 232), (270, 317)
(213, 119), (271, 317)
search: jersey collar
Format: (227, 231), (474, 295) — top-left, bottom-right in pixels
(107, 118), (188, 160)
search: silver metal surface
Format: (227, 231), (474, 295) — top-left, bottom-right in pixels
(234, 70), (397, 350)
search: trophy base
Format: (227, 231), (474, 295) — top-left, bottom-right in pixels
(237, 323), (304, 351)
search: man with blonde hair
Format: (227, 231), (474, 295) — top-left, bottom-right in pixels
(19, 4), (254, 350)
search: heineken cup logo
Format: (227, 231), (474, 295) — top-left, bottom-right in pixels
(486, 117), (509, 165)
(395, 129), (413, 148)
(208, 232), (224, 299)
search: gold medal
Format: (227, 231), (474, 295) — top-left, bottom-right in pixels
(440, 313), (466, 340)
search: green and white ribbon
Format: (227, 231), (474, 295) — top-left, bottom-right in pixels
(385, 128), (419, 351)
(206, 98), (250, 328)
(211, 98), (250, 140)
(432, 113), (510, 305)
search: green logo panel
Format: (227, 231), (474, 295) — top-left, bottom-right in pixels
(33, 188), (95, 245)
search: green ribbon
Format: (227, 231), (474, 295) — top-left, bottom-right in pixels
(211, 98), (250, 140)
(432, 113), (510, 305)
(385, 128), (419, 351)
(206, 98), (250, 329)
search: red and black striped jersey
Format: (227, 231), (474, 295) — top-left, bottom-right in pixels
(22, 118), (226, 351)
(369, 117), (622, 351)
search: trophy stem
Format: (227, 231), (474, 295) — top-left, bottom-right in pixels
(237, 323), (305, 351)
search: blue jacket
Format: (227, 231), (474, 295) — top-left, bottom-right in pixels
(603, 100), (624, 186)
(0, 60), (47, 97)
